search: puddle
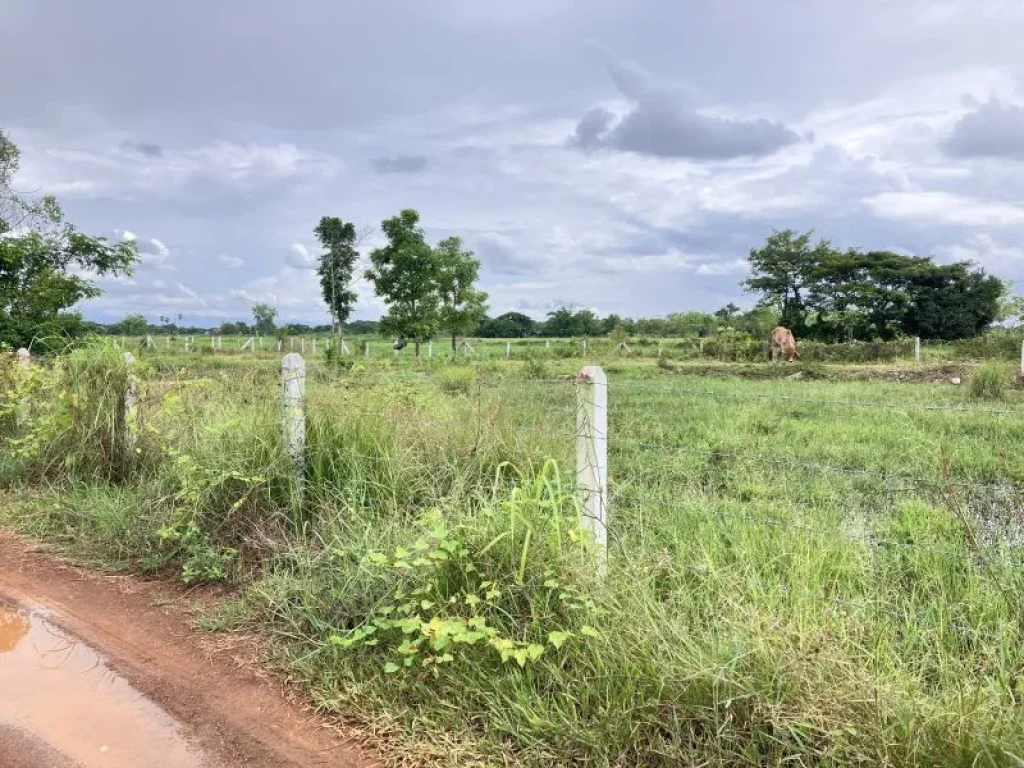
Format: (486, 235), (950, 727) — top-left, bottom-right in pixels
(0, 601), (206, 767)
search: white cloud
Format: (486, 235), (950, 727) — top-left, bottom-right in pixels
(217, 253), (245, 269)
(287, 243), (318, 270)
(865, 191), (1024, 226)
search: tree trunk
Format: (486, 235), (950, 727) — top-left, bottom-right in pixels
(414, 341), (421, 359)
(451, 332), (457, 352)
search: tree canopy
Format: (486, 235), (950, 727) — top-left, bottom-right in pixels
(436, 236), (488, 351)
(1, 129), (138, 350)
(744, 229), (1003, 341)
(314, 217), (360, 333)
(365, 209), (442, 357)
(252, 303), (277, 335)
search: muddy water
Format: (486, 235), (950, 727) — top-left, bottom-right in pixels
(0, 601), (207, 767)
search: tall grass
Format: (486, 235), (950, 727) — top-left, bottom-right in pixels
(5, 342), (1024, 764)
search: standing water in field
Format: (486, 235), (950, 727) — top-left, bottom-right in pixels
(0, 602), (205, 768)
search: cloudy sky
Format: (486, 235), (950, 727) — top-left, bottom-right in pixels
(4, 0), (1024, 326)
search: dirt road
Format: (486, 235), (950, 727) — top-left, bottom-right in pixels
(0, 530), (375, 768)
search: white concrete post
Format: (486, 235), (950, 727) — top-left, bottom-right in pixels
(340, 339), (350, 355)
(576, 365), (608, 576)
(166, 336), (170, 348)
(312, 338), (317, 355)
(364, 341), (370, 357)
(545, 340), (550, 349)
(699, 337), (705, 357)
(123, 352), (138, 457)
(301, 338), (306, 354)
(259, 335), (264, 350)
(277, 339), (283, 353)
(290, 337), (295, 351)
(914, 336), (921, 362)
(506, 341), (511, 358)
(658, 340), (662, 357)
(211, 336), (216, 350)
(281, 353), (306, 502)
(582, 339), (587, 357)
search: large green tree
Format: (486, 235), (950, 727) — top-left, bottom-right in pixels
(744, 229), (1004, 341)
(0, 130), (138, 350)
(744, 229), (831, 335)
(314, 217), (360, 336)
(477, 312), (536, 338)
(435, 236), (488, 351)
(365, 209), (441, 358)
(252, 302), (277, 335)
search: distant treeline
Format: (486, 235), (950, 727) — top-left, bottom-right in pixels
(90, 307), (779, 339)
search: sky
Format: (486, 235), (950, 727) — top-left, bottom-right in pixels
(4, 0), (1024, 327)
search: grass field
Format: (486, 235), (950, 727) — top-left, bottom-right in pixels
(4, 341), (1024, 765)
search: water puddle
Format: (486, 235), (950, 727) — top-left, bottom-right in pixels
(0, 601), (206, 767)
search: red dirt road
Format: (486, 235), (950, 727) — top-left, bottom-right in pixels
(0, 530), (375, 768)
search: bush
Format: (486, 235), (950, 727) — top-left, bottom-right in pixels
(522, 354), (549, 380)
(969, 362), (1009, 399)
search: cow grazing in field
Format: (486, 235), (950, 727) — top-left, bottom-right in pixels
(770, 326), (798, 363)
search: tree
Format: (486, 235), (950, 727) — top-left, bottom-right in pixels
(365, 209), (442, 357)
(252, 303), (277, 335)
(314, 217), (361, 336)
(744, 229), (1004, 341)
(477, 312), (536, 338)
(715, 303), (741, 320)
(435, 236), (488, 351)
(113, 313), (149, 337)
(0, 130), (137, 350)
(744, 229), (828, 335)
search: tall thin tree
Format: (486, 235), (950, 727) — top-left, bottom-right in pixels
(314, 217), (360, 340)
(435, 236), (488, 351)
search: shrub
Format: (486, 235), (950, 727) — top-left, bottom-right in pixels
(969, 362), (1009, 399)
(522, 354), (549, 380)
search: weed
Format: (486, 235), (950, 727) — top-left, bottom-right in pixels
(969, 362), (1008, 399)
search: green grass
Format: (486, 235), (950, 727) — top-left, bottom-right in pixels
(4, 343), (1024, 765)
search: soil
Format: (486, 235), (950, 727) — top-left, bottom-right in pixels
(0, 529), (376, 768)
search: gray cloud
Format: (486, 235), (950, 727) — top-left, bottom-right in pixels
(120, 140), (163, 158)
(943, 98), (1024, 159)
(571, 52), (801, 160)
(371, 154), (428, 174)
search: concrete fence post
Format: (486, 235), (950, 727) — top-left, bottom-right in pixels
(312, 337), (317, 355)
(506, 341), (511, 358)
(364, 341), (370, 357)
(290, 337), (295, 351)
(699, 338), (705, 357)
(914, 336), (921, 362)
(576, 365), (608, 576)
(582, 339), (587, 357)
(546, 340), (550, 349)
(123, 352), (138, 456)
(281, 353), (306, 502)
(301, 338), (306, 354)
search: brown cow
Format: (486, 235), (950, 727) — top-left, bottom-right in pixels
(769, 326), (798, 363)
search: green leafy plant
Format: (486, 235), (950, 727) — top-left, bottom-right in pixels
(969, 362), (1008, 399)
